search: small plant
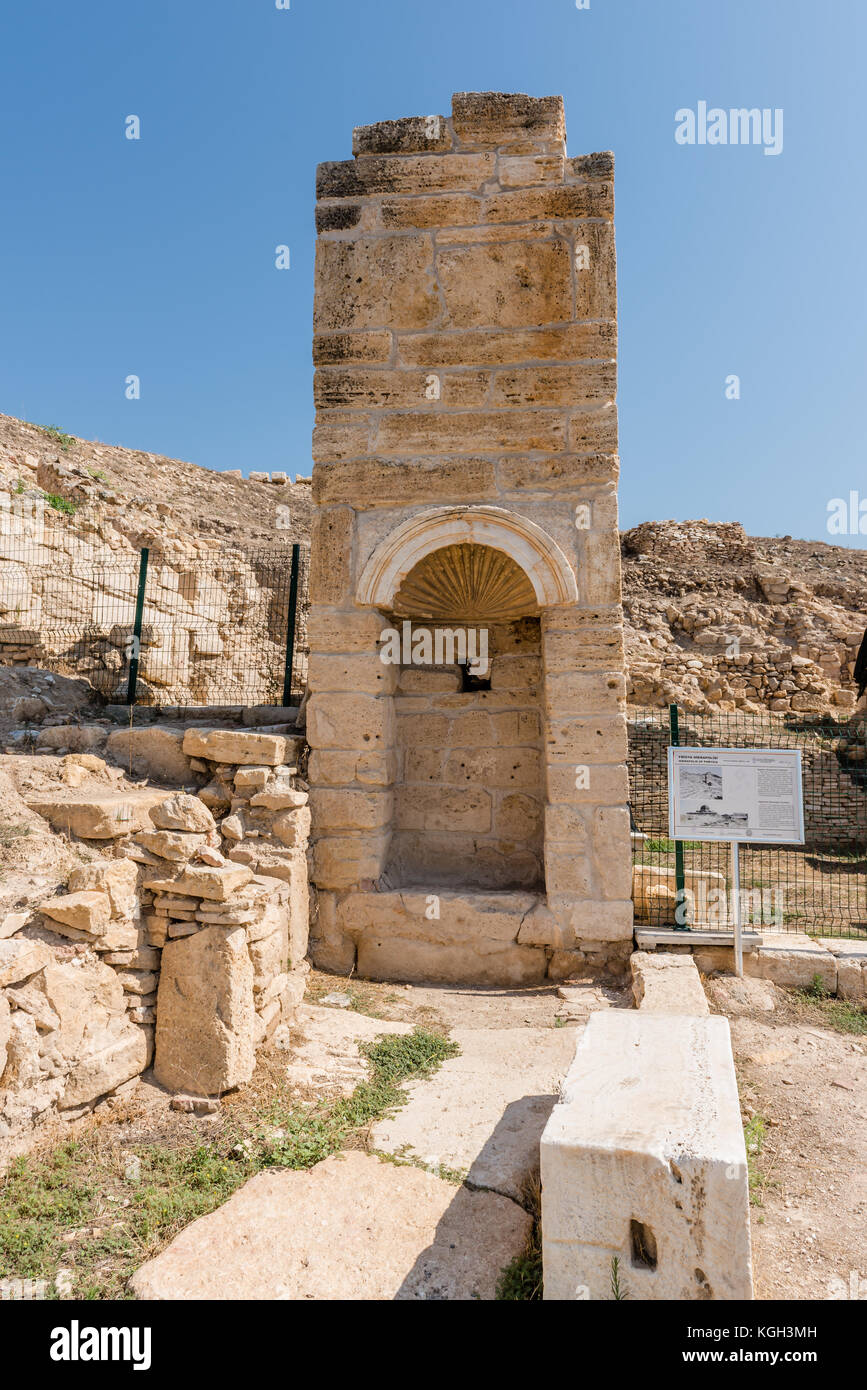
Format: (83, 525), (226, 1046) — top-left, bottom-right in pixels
(88, 469), (110, 485)
(497, 1175), (543, 1301)
(610, 1254), (629, 1300)
(804, 972), (830, 1000)
(0, 821), (32, 848)
(38, 424), (76, 452)
(13, 478), (24, 495)
(44, 494), (77, 516)
(743, 1114), (777, 1206)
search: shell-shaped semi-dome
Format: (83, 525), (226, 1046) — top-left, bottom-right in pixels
(392, 543), (539, 622)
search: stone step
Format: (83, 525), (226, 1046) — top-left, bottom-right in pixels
(130, 1151), (530, 1301)
(371, 1025), (578, 1203)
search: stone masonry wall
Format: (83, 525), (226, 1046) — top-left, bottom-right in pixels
(307, 93), (633, 984)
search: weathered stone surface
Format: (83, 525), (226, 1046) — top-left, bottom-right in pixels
(105, 727), (194, 785)
(306, 693), (394, 751)
(0, 938), (54, 988)
(631, 952), (710, 1016)
(181, 730), (288, 767)
(154, 926), (255, 1095)
(130, 1151), (530, 1301)
(541, 1013), (752, 1301)
(313, 457), (497, 507)
(26, 789), (170, 839)
(314, 236), (440, 333)
(353, 115), (452, 157)
(148, 792), (217, 834)
(373, 1026), (577, 1202)
(68, 857), (138, 919)
(398, 322), (615, 367)
(135, 830), (208, 862)
(451, 92), (565, 149)
(317, 153), (495, 199)
(40, 890), (112, 938)
(143, 863), (253, 903)
(437, 242), (572, 329)
(309, 507), (354, 605)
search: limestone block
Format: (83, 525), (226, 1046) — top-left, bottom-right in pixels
(499, 153), (565, 187)
(0, 938), (54, 988)
(41, 891), (112, 937)
(592, 805), (633, 900)
(306, 693), (395, 751)
(310, 789), (393, 833)
(181, 730), (288, 767)
(307, 606), (390, 653)
(356, 935), (546, 987)
(271, 806), (312, 849)
(545, 716), (628, 763)
(36, 725), (106, 754)
(68, 858), (139, 919)
(316, 153), (495, 199)
(313, 457), (498, 508)
(313, 331), (392, 366)
(309, 508), (354, 605)
(395, 786), (491, 833)
(313, 235), (439, 333)
(26, 789), (170, 839)
(353, 114), (453, 156)
(154, 926), (255, 1095)
(307, 651), (397, 695)
(548, 896), (633, 944)
(441, 747), (541, 790)
(380, 193), (478, 228)
(311, 834), (390, 890)
(451, 92), (565, 149)
(496, 793), (542, 840)
(250, 788), (308, 811)
(631, 953), (710, 1016)
(312, 413), (370, 464)
(545, 672), (626, 717)
(61, 1029), (148, 1110)
(544, 853), (593, 897)
(373, 408), (565, 455)
(483, 184), (613, 223)
(143, 864), (253, 903)
(745, 944), (837, 992)
(491, 363), (615, 409)
(130, 1151), (530, 1301)
(105, 727), (194, 785)
(541, 1013), (753, 1301)
(249, 916), (289, 988)
(398, 322), (616, 368)
(135, 831), (208, 862)
(233, 767), (270, 793)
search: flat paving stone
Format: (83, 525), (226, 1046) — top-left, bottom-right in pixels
(131, 1151), (531, 1301)
(371, 1025), (579, 1202)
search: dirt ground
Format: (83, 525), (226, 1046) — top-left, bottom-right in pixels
(706, 974), (866, 1300)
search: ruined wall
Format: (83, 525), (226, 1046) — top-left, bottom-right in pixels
(0, 731), (311, 1143)
(308, 92), (632, 984)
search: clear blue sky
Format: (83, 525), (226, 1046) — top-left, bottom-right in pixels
(1, 0), (864, 544)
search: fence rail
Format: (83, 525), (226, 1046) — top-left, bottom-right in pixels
(0, 537), (310, 708)
(628, 705), (867, 939)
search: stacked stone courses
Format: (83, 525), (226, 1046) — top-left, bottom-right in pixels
(308, 93), (633, 984)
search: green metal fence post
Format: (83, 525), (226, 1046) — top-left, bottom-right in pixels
(281, 543), (301, 708)
(669, 702), (689, 929)
(126, 548), (149, 707)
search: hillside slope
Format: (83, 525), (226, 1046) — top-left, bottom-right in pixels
(1, 415), (865, 715)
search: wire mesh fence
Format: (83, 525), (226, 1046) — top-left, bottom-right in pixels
(628, 706), (867, 939)
(0, 526), (310, 707)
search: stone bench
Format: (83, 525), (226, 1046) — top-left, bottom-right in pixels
(541, 1012), (752, 1300)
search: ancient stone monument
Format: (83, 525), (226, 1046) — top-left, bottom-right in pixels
(308, 92), (632, 985)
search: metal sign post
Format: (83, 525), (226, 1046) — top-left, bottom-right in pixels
(730, 840), (743, 977)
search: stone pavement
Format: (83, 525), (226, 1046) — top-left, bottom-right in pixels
(132, 997), (594, 1300)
